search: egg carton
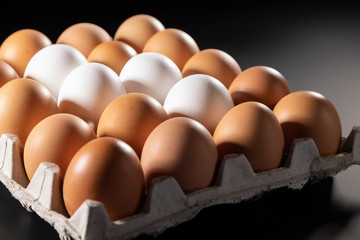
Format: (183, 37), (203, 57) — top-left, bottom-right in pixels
(0, 126), (360, 240)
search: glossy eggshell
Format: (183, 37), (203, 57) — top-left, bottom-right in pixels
(213, 101), (284, 172)
(182, 48), (241, 88)
(87, 40), (137, 75)
(143, 28), (200, 70)
(24, 44), (88, 100)
(57, 62), (126, 127)
(0, 78), (58, 146)
(97, 93), (168, 157)
(228, 66), (290, 109)
(114, 14), (165, 53)
(0, 60), (19, 87)
(141, 117), (218, 194)
(273, 90), (342, 156)
(119, 52), (182, 104)
(163, 74), (234, 134)
(63, 137), (145, 221)
(23, 113), (97, 181)
(56, 22), (112, 58)
(0, 29), (51, 77)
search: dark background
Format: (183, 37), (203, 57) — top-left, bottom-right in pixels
(1, 2), (360, 239)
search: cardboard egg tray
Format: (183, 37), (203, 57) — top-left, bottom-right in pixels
(0, 126), (360, 240)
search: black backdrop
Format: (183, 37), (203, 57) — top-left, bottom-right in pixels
(1, 2), (360, 239)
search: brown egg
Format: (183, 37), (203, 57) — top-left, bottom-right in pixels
(114, 14), (165, 53)
(0, 60), (19, 87)
(0, 78), (58, 146)
(273, 90), (342, 156)
(87, 40), (137, 75)
(97, 93), (168, 157)
(0, 29), (51, 76)
(182, 48), (241, 88)
(23, 113), (96, 181)
(141, 117), (218, 193)
(143, 28), (200, 70)
(213, 101), (284, 172)
(63, 137), (145, 221)
(56, 22), (112, 58)
(228, 66), (291, 109)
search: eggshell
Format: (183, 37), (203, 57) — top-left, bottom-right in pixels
(57, 62), (126, 127)
(273, 90), (342, 156)
(24, 44), (87, 100)
(63, 137), (145, 221)
(141, 117), (218, 193)
(182, 48), (241, 88)
(56, 22), (112, 58)
(114, 14), (165, 53)
(23, 113), (97, 181)
(213, 101), (284, 172)
(119, 52), (182, 104)
(143, 28), (200, 70)
(163, 74), (234, 134)
(97, 93), (168, 157)
(0, 29), (51, 77)
(228, 66), (291, 109)
(0, 78), (58, 146)
(0, 60), (19, 87)
(87, 40), (137, 75)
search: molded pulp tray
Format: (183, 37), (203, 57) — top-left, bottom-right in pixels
(1, 126), (360, 240)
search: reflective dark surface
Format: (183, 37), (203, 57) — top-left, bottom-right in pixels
(1, 3), (360, 239)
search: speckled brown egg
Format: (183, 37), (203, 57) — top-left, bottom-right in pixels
(141, 117), (218, 193)
(228, 66), (291, 109)
(56, 22), (112, 58)
(0, 29), (51, 76)
(143, 28), (200, 70)
(87, 40), (137, 75)
(0, 60), (19, 87)
(63, 137), (145, 221)
(213, 101), (284, 172)
(273, 90), (342, 156)
(97, 93), (168, 157)
(0, 78), (58, 146)
(23, 113), (96, 181)
(182, 48), (241, 88)
(114, 14), (165, 53)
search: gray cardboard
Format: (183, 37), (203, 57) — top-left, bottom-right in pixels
(0, 126), (359, 240)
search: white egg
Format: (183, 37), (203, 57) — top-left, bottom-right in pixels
(119, 52), (182, 104)
(163, 74), (235, 133)
(24, 44), (87, 99)
(57, 62), (126, 127)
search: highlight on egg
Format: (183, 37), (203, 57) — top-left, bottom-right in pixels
(119, 52), (182, 104)
(228, 66), (291, 109)
(63, 137), (145, 221)
(0, 29), (52, 77)
(163, 74), (234, 134)
(141, 117), (218, 194)
(56, 22), (112, 58)
(143, 28), (200, 70)
(182, 48), (241, 88)
(0, 60), (19, 87)
(23, 113), (97, 181)
(213, 101), (285, 172)
(57, 62), (126, 128)
(114, 14), (165, 53)
(97, 92), (168, 157)
(87, 40), (137, 75)
(24, 44), (88, 100)
(0, 78), (59, 146)
(273, 90), (342, 156)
